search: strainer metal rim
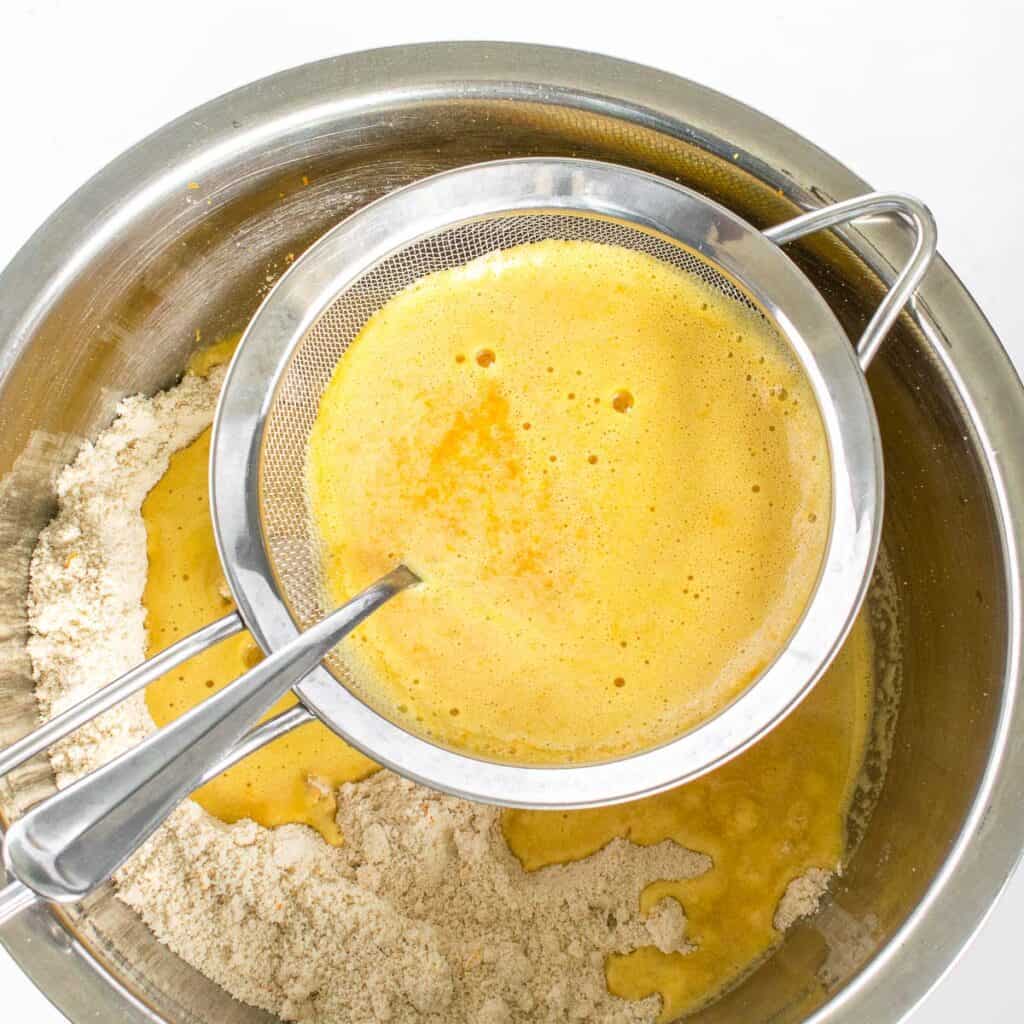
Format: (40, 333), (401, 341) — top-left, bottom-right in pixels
(210, 157), (883, 808)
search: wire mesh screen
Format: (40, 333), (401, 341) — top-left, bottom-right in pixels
(260, 211), (767, 683)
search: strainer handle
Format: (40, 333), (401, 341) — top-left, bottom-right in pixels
(0, 612), (244, 780)
(763, 192), (938, 369)
(1, 566), (416, 908)
(0, 704), (315, 928)
(0, 876), (37, 926)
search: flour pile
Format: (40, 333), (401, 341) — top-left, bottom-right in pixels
(27, 364), (826, 1023)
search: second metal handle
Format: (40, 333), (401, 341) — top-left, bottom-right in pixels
(764, 191), (937, 370)
(0, 613), (244, 780)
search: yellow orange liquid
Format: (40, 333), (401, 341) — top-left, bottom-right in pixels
(141, 333), (871, 1017)
(306, 240), (830, 762)
(143, 426), (378, 844)
(504, 620), (872, 1020)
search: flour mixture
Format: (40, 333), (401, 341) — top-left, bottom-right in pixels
(28, 346), (878, 1023)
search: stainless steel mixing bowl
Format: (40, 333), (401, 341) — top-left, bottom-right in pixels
(0, 42), (1021, 1024)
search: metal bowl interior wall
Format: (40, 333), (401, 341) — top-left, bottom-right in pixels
(0, 42), (1019, 1024)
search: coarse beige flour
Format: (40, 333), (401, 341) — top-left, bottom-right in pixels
(27, 364), (828, 1024)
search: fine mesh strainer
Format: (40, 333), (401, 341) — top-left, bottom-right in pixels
(0, 158), (935, 922)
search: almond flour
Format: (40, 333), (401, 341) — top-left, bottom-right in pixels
(27, 363), (828, 1024)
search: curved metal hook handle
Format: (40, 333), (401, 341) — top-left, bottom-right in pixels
(2, 566), (416, 907)
(764, 192), (938, 369)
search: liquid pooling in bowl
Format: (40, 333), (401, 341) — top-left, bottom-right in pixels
(134, 339), (886, 1016)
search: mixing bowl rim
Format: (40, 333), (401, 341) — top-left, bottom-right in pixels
(0, 40), (1020, 1024)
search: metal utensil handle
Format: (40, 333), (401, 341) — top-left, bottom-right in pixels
(196, 704), (316, 787)
(763, 192), (938, 369)
(1, 565), (416, 907)
(0, 703), (316, 927)
(0, 876), (37, 924)
(0, 613), (244, 779)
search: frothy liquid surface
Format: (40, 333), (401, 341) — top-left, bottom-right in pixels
(307, 240), (830, 763)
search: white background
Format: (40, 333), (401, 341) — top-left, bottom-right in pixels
(1, 1), (1021, 1021)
